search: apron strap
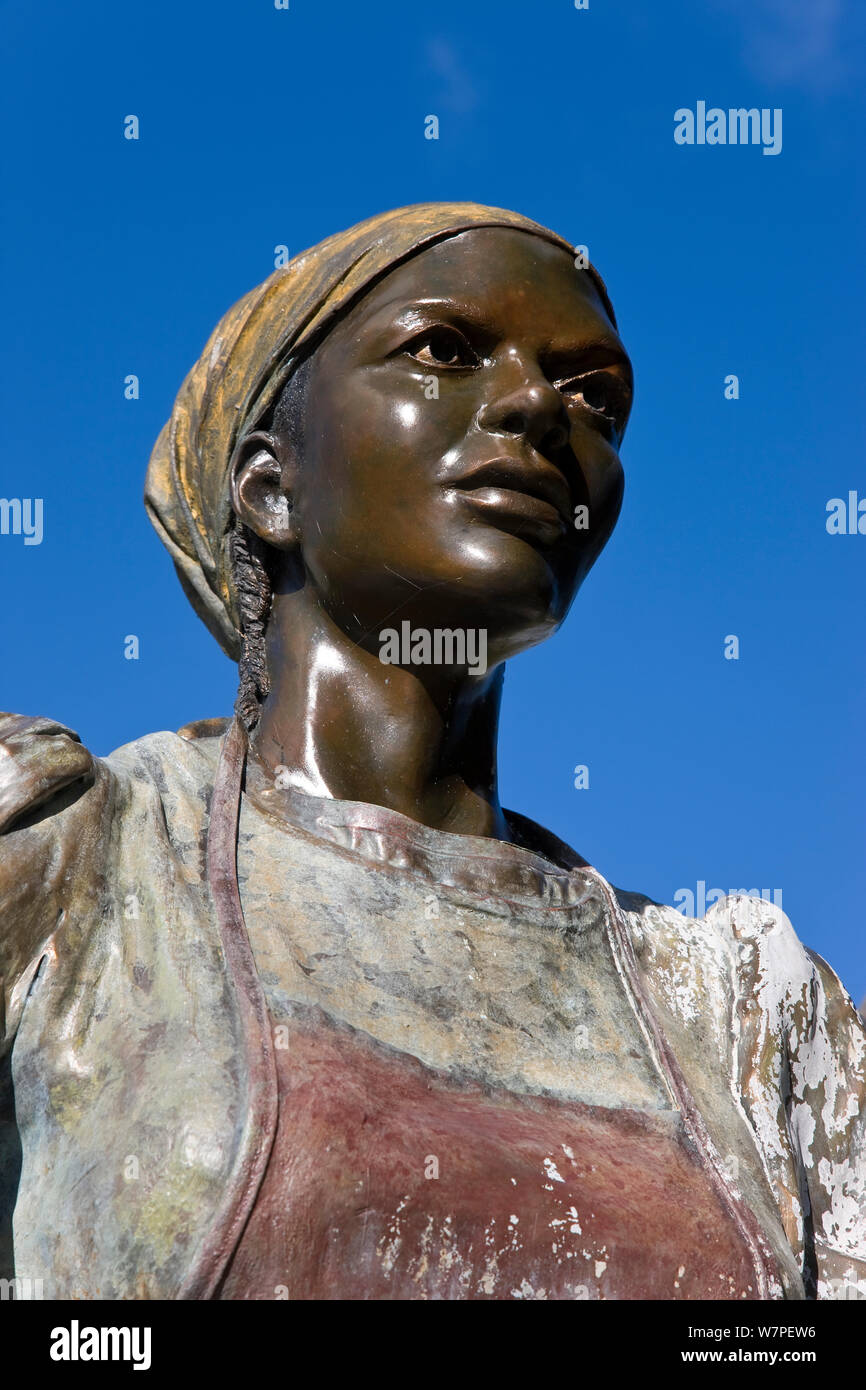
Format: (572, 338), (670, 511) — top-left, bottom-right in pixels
(179, 715), (279, 1299)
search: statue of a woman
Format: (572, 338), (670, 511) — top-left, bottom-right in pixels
(2, 204), (863, 1300)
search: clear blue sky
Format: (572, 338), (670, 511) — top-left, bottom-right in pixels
(1, 0), (863, 999)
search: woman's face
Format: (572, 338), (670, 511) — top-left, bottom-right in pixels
(279, 226), (632, 664)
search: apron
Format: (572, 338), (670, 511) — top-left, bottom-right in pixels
(203, 721), (781, 1300)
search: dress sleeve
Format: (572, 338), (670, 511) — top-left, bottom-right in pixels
(0, 713), (99, 1060)
(721, 895), (866, 1299)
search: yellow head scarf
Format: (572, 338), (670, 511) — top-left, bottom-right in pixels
(144, 202), (614, 660)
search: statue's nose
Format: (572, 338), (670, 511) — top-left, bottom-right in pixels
(477, 376), (570, 455)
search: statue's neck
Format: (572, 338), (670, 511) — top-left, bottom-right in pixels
(248, 587), (509, 840)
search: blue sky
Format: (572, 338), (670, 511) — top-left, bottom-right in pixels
(1, 0), (864, 998)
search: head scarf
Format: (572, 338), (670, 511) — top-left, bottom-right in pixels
(144, 202), (616, 660)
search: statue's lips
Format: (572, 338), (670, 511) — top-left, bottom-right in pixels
(447, 459), (571, 539)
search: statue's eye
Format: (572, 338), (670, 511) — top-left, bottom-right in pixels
(559, 371), (630, 431)
(406, 327), (477, 369)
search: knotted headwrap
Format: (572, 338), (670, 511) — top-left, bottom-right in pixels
(144, 201), (615, 660)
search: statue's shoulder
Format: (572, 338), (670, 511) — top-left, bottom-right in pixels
(101, 716), (228, 794)
(607, 883), (734, 984)
(0, 712), (230, 836)
(0, 712), (231, 1058)
(90, 718), (228, 837)
(615, 881), (788, 968)
(613, 880), (846, 1031)
(0, 712), (96, 834)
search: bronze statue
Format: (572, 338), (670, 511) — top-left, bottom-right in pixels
(2, 204), (864, 1300)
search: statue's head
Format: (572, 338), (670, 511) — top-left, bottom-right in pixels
(145, 204), (632, 727)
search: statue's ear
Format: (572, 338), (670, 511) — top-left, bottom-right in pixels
(229, 430), (299, 550)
